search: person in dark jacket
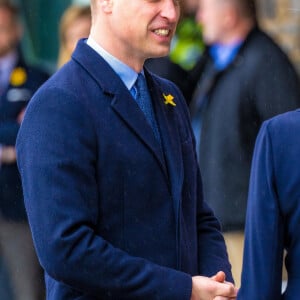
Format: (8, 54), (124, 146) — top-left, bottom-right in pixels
(0, 1), (49, 299)
(188, 0), (300, 287)
(15, 0), (238, 299)
(238, 109), (300, 299)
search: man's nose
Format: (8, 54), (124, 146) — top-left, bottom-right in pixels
(160, 0), (180, 22)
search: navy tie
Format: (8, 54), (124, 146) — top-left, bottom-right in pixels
(133, 73), (161, 143)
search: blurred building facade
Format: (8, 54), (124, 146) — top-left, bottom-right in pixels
(258, 0), (300, 72)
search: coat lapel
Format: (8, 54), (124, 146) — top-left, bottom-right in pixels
(111, 85), (168, 176)
(73, 40), (185, 230)
(147, 73), (184, 220)
(72, 40), (168, 178)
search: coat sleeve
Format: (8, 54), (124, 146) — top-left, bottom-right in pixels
(238, 122), (284, 299)
(16, 86), (192, 300)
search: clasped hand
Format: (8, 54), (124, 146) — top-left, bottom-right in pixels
(191, 271), (238, 300)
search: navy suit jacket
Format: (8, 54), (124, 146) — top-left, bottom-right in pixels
(0, 53), (49, 220)
(17, 40), (232, 299)
(238, 109), (300, 299)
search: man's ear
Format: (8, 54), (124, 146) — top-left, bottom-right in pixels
(99, 0), (113, 13)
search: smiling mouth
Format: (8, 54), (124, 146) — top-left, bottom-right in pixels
(153, 29), (171, 36)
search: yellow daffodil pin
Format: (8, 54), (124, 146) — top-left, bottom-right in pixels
(163, 93), (176, 106)
(10, 67), (27, 87)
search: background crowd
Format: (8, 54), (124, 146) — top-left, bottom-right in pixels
(0, 0), (300, 299)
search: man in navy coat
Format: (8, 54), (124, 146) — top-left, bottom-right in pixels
(16, 0), (236, 299)
(238, 109), (300, 299)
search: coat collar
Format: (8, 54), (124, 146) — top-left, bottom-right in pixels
(72, 40), (184, 194)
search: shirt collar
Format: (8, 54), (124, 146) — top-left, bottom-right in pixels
(209, 40), (243, 70)
(86, 37), (138, 90)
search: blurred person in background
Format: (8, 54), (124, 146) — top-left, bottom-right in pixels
(187, 0), (300, 287)
(0, 0), (49, 299)
(0, 258), (12, 299)
(57, 4), (91, 68)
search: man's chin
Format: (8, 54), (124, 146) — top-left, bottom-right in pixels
(148, 49), (170, 59)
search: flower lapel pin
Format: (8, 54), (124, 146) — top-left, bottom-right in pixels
(163, 93), (176, 107)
